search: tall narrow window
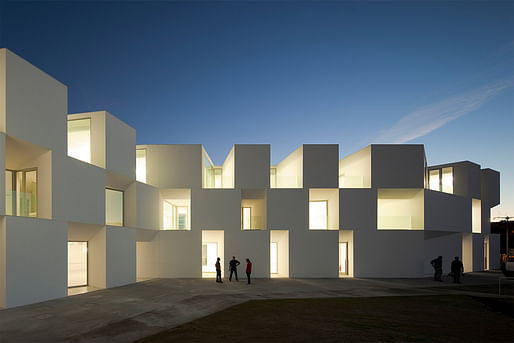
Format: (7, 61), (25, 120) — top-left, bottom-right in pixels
(429, 169), (440, 191)
(177, 207), (188, 229)
(136, 149), (147, 183)
(242, 207), (251, 230)
(270, 242), (278, 274)
(68, 242), (88, 287)
(68, 118), (91, 163)
(339, 242), (348, 275)
(163, 201), (173, 229)
(309, 201), (328, 230)
(441, 167), (453, 194)
(106, 188), (123, 226)
(5, 170), (13, 215)
(202, 243), (217, 273)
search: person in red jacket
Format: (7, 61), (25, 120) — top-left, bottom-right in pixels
(245, 258), (252, 284)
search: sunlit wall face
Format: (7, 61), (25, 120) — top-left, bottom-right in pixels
(68, 118), (91, 163)
(429, 169), (440, 191)
(309, 201), (328, 229)
(68, 241), (87, 287)
(136, 149), (146, 183)
(106, 188), (123, 226)
(441, 167), (453, 194)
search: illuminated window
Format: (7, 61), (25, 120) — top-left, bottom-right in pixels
(270, 242), (278, 274)
(68, 118), (91, 163)
(163, 200), (190, 230)
(136, 149), (146, 183)
(309, 201), (328, 230)
(377, 189), (424, 230)
(202, 242), (217, 273)
(6, 169), (38, 218)
(339, 242), (348, 275)
(429, 169), (440, 191)
(472, 198), (481, 233)
(441, 167), (453, 194)
(68, 242), (88, 287)
(106, 188), (123, 226)
(242, 207), (251, 230)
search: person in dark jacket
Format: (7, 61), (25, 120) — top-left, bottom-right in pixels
(215, 257), (222, 283)
(229, 256), (240, 281)
(451, 256), (464, 283)
(431, 256), (443, 281)
(246, 258), (252, 284)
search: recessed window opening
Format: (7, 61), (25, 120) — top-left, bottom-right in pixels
(309, 200), (328, 230)
(68, 118), (91, 163)
(136, 149), (146, 183)
(5, 168), (38, 217)
(106, 188), (123, 226)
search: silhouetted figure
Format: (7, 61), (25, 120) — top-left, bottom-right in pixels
(229, 256), (240, 281)
(451, 256), (464, 283)
(431, 256), (443, 281)
(246, 258), (252, 284)
(215, 257), (222, 283)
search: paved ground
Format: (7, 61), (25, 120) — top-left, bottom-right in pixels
(0, 271), (512, 342)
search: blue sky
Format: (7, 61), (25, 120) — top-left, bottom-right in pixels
(1, 1), (513, 218)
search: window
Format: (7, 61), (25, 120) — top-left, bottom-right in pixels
(242, 207), (251, 230)
(441, 167), (453, 193)
(106, 188), (123, 226)
(202, 243), (217, 273)
(5, 168), (38, 217)
(136, 149), (146, 183)
(429, 169), (440, 191)
(270, 242), (278, 274)
(68, 118), (91, 163)
(472, 198), (481, 233)
(162, 200), (190, 230)
(309, 201), (328, 230)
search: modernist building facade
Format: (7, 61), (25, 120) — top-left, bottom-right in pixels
(0, 49), (502, 308)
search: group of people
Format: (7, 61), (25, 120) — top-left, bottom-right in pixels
(431, 256), (464, 283)
(215, 256), (253, 284)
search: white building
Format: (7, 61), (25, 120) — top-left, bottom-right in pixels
(0, 49), (501, 308)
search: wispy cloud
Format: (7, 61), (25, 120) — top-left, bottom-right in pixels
(375, 80), (513, 144)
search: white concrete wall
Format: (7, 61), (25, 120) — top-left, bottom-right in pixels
(221, 147), (235, 188)
(371, 145), (425, 189)
(143, 144), (202, 189)
(136, 241), (158, 279)
(1, 216), (67, 308)
(481, 168), (500, 207)
(462, 233), (473, 273)
(339, 145), (371, 188)
(424, 190), (471, 232)
(275, 146), (302, 188)
(158, 230), (202, 277)
(303, 144), (338, 188)
(1, 49), (67, 156)
(192, 189), (240, 230)
(105, 112), (136, 180)
(424, 231), (462, 276)
(0, 133), (5, 215)
(225, 230), (269, 278)
(88, 227), (106, 288)
(105, 226), (136, 288)
(54, 157), (105, 225)
(290, 229), (339, 278)
(235, 144), (270, 189)
(268, 189), (308, 230)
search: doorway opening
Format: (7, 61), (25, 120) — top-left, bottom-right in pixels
(202, 230), (224, 278)
(270, 230), (289, 278)
(339, 230), (354, 277)
(68, 241), (88, 287)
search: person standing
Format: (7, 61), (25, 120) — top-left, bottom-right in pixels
(451, 256), (464, 283)
(229, 256), (240, 281)
(431, 256), (443, 281)
(215, 257), (222, 283)
(246, 258), (252, 284)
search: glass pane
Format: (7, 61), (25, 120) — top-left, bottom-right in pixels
(16, 171), (23, 216)
(309, 201), (327, 229)
(25, 170), (37, 217)
(68, 119), (91, 163)
(339, 242), (348, 274)
(106, 189), (123, 226)
(242, 207), (251, 230)
(68, 242), (88, 287)
(136, 149), (147, 183)
(442, 167), (453, 194)
(5, 170), (12, 215)
(177, 207), (188, 229)
(270, 242), (278, 274)
(429, 169), (440, 191)
(202, 243), (217, 273)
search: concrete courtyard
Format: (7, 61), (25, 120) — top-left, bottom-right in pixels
(0, 272), (512, 342)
